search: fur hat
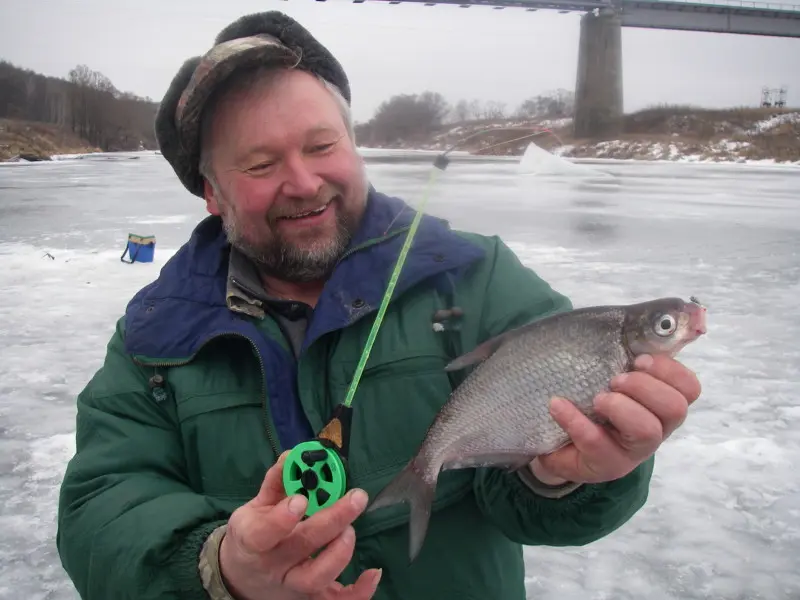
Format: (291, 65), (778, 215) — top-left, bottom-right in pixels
(155, 11), (351, 198)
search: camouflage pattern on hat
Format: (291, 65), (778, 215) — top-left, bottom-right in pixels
(173, 34), (300, 178)
(155, 11), (351, 198)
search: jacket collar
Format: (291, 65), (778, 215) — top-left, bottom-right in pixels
(123, 187), (486, 360)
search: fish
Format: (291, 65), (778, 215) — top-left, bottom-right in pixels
(365, 296), (707, 562)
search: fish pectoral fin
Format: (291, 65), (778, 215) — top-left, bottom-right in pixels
(442, 452), (534, 472)
(444, 331), (511, 372)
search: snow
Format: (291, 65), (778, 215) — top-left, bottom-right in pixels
(536, 117), (573, 130)
(2, 151), (800, 599)
(544, 112), (800, 165)
(0, 245), (180, 600)
(552, 136), (800, 166)
(746, 112), (800, 135)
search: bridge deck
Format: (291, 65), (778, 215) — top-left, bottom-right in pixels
(621, 0), (800, 36)
(364, 0), (800, 17)
(626, 0), (800, 17)
(364, 0), (608, 11)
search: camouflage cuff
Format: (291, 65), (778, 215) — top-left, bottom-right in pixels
(198, 524), (237, 600)
(516, 466), (584, 499)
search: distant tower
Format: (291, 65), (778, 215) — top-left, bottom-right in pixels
(762, 85), (788, 108)
(761, 86), (772, 107)
(776, 86), (787, 108)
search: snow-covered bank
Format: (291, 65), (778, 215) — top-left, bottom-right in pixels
(361, 108), (800, 166)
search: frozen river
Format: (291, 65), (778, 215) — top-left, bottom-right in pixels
(1, 150), (799, 599)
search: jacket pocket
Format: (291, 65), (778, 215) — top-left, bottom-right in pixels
(168, 364), (276, 499)
(328, 347), (475, 536)
(331, 349), (453, 478)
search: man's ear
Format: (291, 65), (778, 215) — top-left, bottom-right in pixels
(203, 178), (222, 216)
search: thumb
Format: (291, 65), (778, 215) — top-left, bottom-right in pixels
(252, 450), (292, 508)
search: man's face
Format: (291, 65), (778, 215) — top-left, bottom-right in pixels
(202, 69), (368, 282)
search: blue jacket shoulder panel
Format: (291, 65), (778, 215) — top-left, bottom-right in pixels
(122, 189), (486, 361)
(119, 189), (487, 449)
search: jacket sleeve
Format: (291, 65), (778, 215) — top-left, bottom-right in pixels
(56, 317), (228, 599)
(468, 237), (655, 546)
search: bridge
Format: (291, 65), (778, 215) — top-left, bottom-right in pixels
(357, 0), (800, 137)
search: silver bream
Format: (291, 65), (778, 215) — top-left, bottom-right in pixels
(366, 296), (708, 561)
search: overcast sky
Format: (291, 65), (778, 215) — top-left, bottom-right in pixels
(1, 0), (798, 122)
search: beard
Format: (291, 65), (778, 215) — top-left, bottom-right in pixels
(218, 184), (365, 283)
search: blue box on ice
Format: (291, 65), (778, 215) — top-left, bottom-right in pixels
(121, 233), (156, 264)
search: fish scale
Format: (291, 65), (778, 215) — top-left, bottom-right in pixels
(430, 309), (630, 473)
(366, 296), (707, 563)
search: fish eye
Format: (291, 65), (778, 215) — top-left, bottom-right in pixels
(654, 314), (677, 337)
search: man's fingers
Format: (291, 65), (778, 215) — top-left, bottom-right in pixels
(283, 526), (357, 594)
(272, 488), (369, 570)
(609, 370), (689, 438)
(549, 397), (623, 459)
(632, 354), (702, 404)
(546, 397), (630, 481)
(238, 493), (308, 555)
(593, 391), (664, 455)
(322, 569), (383, 600)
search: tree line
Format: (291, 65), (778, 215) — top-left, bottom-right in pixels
(0, 59), (574, 152)
(354, 89), (574, 147)
(0, 60), (159, 152)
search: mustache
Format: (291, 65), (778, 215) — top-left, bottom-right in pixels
(269, 186), (341, 220)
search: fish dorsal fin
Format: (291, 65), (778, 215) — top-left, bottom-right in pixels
(444, 330), (513, 372)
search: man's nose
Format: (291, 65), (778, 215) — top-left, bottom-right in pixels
(281, 154), (323, 198)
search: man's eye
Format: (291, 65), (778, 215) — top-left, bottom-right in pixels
(247, 162), (273, 173)
(310, 142), (335, 153)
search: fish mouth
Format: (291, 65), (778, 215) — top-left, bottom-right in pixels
(686, 298), (707, 337)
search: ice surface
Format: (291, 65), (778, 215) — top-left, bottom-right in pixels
(0, 243), (179, 600)
(504, 240), (800, 600)
(1, 152), (799, 599)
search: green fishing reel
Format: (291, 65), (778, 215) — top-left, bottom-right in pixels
(282, 405), (352, 517)
(282, 440), (347, 516)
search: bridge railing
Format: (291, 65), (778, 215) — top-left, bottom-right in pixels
(630, 0), (800, 13)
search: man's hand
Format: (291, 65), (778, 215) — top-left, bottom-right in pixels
(530, 354), (702, 485)
(219, 451), (382, 600)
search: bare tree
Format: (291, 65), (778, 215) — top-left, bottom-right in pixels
(450, 99), (485, 122)
(481, 101), (507, 120)
(516, 89), (575, 119)
(364, 91), (452, 145)
(0, 59), (158, 152)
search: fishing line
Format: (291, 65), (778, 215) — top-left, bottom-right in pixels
(381, 126), (562, 235)
(348, 128), (562, 405)
(346, 125), (566, 399)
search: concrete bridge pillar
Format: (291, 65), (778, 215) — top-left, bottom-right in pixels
(573, 8), (623, 139)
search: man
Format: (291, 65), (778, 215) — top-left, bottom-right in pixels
(56, 10), (701, 600)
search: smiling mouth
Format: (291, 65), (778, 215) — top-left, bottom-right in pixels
(279, 201), (331, 220)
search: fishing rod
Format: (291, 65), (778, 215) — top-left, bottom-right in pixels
(280, 125), (567, 515)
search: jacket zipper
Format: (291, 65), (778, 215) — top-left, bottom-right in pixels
(133, 331), (280, 457)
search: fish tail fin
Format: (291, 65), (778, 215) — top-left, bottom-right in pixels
(366, 459), (437, 562)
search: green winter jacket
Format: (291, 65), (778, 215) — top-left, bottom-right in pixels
(56, 190), (654, 600)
